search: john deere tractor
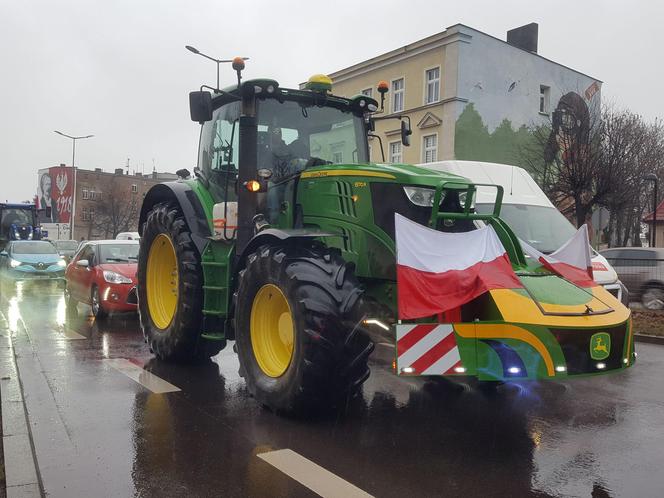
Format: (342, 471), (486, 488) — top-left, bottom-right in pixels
(137, 61), (633, 415)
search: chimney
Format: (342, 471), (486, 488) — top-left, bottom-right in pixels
(60, 163), (66, 167)
(95, 167), (102, 172)
(114, 168), (124, 175)
(507, 23), (538, 53)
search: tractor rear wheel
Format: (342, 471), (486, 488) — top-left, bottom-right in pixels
(234, 242), (374, 415)
(138, 202), (223, 362)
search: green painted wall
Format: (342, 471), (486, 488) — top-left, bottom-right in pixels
(454, 103), (540, 170)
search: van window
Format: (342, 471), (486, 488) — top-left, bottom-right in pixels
(475, 203), (575, 254)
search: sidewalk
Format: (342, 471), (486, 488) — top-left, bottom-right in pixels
(0, 311), (42, 498)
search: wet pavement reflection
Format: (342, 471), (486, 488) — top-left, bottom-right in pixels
(1, 280), (663, 497)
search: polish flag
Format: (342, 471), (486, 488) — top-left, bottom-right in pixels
(395, 214), (523, 319)
(520, 224), (594, 287)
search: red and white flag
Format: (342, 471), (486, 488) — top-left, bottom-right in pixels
(395, 214), (523, 319)
(520, 224), (594, 287)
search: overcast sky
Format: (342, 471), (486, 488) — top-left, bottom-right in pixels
(1, 0), (662, 203)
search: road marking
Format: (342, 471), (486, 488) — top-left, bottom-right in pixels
(103, 358), (180, 393)
(257, 449), (373, 498)
(62, 328), (86, 340)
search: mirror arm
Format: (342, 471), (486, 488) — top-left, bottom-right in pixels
(368, 133), (385, 162)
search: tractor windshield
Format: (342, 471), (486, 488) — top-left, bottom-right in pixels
(256, 98), (368, 183)
(1, 208), (33, 233)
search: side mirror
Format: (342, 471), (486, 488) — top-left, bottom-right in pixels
(76, 259), (89, 268)
(189, 91), (213, 124)
(0, 250), (7, 257)
(401, 120), (412, 147)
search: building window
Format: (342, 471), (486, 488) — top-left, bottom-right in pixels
(82, 208), (89, 221)
(82, 189), (89, 200)
(389, 141), (402, 163)
(425, 67), (440, 104)
(391, 78), (404, 113)
(422, 134), (438, 163)
(89, 208), (95, 220)
(539, 85), (550, 114)
(131, 184), (138, 193)
(89, 190), (96, 200)
(332, 151), (343, 163)
(361, 88), (373, 98)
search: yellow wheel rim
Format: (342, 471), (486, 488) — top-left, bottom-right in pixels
(250, 284), (294, 377)
(146, 234), (178, 330)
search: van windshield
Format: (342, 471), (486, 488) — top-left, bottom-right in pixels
(476, 203), (576, 254)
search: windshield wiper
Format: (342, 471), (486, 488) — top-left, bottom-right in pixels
(106, 257), (130, 262)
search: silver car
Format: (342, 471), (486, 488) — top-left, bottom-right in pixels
(600, 247), (664, 309)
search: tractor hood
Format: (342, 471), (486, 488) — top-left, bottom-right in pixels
(300, 163), (468, 188)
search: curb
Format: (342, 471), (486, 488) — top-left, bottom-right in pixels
(634, 334), (664, 346)
(0, 312), (43, 498)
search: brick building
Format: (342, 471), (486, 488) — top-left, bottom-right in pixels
(73, 167), (178, 240)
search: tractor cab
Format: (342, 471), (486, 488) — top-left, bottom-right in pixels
(0, 203), (42, 249)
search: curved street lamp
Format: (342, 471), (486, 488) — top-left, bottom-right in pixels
(54, 130), (94, 238)
(185, 45), (248, 91)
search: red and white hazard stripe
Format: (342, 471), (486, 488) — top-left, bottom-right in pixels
(396, 324), (463, 375)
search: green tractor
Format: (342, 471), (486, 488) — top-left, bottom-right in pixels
(137, 63), (633, 415)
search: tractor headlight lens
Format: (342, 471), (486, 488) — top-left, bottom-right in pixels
(403, 186), (436, 207)
(103, 270), (132, 284)
(9, 259), (22, 268)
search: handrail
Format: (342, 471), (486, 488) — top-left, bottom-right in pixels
(428, 181), (504, 227)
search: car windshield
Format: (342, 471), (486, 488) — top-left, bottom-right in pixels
(12, 241), (58, 255)
(476, 203), (576, 254)
(55, 240), (78, 250)
(98, 243), (139, 263)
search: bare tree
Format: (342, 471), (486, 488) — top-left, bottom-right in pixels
(522, 96), (664, 240)
(91, 180), (139, 238)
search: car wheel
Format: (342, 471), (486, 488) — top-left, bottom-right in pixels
(91, 285), (108, 319)
(642, 286), (664, 310)
(64, 285), (77, 315)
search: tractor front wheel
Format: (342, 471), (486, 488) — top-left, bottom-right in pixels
(138, 202), (222, 362)
(234, 243), (374, 415)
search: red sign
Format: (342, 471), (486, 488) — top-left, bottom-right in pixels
(38, 167), (74, 223)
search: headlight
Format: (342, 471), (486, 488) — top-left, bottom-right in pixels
(103, 270), (132, 284)
(403, 186), (436, 207)
(56, 259), (67, 267)
(9, 259), (22, 268)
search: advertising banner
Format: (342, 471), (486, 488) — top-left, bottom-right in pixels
(37, 166), (74, 224)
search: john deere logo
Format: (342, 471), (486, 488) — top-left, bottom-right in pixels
(590, 332), (611, 360)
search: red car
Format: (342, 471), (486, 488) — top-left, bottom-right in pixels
(64, 240), (139, 318)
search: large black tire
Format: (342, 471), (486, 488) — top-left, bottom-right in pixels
(138, 202), (224, 362)
(234, 242), (374, 415)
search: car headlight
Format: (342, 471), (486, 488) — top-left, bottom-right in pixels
(403, 186), (437, 207)
(56, 259), (67, 267)
(9, 259), (22, 268)
(103, 270), (132, 284)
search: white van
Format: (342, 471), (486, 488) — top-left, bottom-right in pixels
(116, 231), (141, 241)
(422, 160), (626, 303)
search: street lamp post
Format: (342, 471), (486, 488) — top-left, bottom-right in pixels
(54, 131), (94, 239)
(185, 45), (248, 91)
(645, 174), (659, 247)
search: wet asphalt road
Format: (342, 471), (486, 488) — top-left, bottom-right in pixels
(1, 281), (664, 498)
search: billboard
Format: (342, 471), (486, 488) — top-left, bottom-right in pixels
(37, 166), (74, 224)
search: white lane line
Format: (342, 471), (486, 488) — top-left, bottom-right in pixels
(103, 358), (180, 394)
(257, 449), (373, 498)
(62, 328), (86, 340)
